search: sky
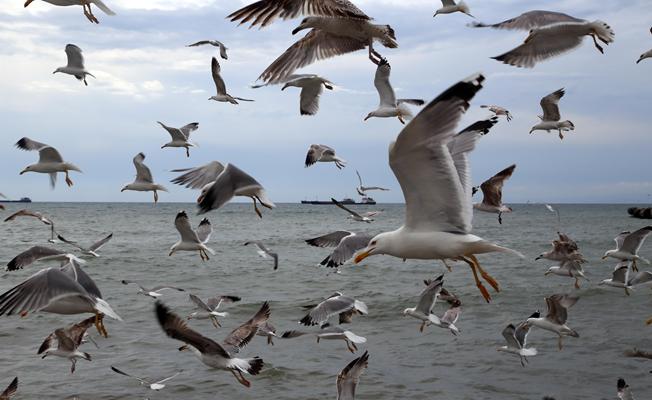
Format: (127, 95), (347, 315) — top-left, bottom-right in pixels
(0, 0), (651, 204)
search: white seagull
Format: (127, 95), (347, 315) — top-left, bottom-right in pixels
(187, 294), (240, 328)
(530, 88), (575, 140)
(602, 227), (652, 271)
(38, 316), (96, 373)
(526, 294), (579, 350)
(53, 44), (95, 86)
(24, 0), (116, 24)
(497, 320), (537, 367)
(121, 280), (185, 299)
(158, 121), (199, 158)
(169, 211), (215, 261)
(473, 164), (516, 224)
(305, 144), (346, 169)
(57, 233), (113, 257)
(545, 259), (589, 289)
(222, 302), (271, 354)
(365, 57), (424, 124)
(4, 209), (58, 242)
(300, 292), (368, 327)
(336, 351), (369, 400)
(637, 28), (652, 64)
(111, 366), (182, 391)
(16, 137), (81, 188)
(170, 160), (225, 203)
(209, 57), (254, 104)
(403, 275), (461, 335)
(353, 74), (523, 303)
(306, 230), (372, 268)
(228, 0), (398, 84)
(187, 40), (228, 60)
(480, 105), (512, 121)
(244, 241), (279, 270)
(5, 246), (77, 271)
(331, 198), (373, 223)
(121, 153), (168, 204)
(356, 170), (389, 196)
(254, 74), (334, 116)
(281, 327), (366, 353)
(433, 0), (473, 18)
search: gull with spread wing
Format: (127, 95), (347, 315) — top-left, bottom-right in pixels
(331, 198), (373, 223)
(253, 74), (334, 116)
(121, 153), (168, 204)
(404, 275), (461, 335)
(4, 209), (58, 242)
(170, 160), (225, 203)
(24, 0), (115, 24)
(433, 0), (473, 18)
(53, 44), (95, 85)
(306, 230), (372, 268)
(188, 294), (240, 328)
(244, 241), (279, 270)
(222, 302), (271, 353)
(356, 170), (389, 196)
(16, 137), (81, 188)
(602, 227), (652, 271)
(473, 164), (516, 224)
(5, 246), (82, 271)
(545, 259), (589, 289)
(57, 233), (113, 257)
(209, 57), (254, 104)
(158, 122), (199, 158)
(111, 366), (182, 391)
(281, 327), (366, 353)
(530, 89), (574, 140)
(305, 144), (346, 169)
(480, 105), (512, 121)
(121, 280), (185, 299)
(38, 316), (97, 373)
(299, 292), (367, 327)
(497, 319), (537, 367)
(526, 294), (579, 350)
(187, 40), (228, 60)
(336, 351), (369, 400)
(169, 211), (215, 261)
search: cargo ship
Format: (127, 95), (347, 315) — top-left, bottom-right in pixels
(301, 196), (376, 205)
(0, 197), (32, 203)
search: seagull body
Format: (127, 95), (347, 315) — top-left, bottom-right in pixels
(331, 198), (372, 222)
(53, 44), (95, 85)
(244, 241), (278, 270)
(252, 74), (333, 116)
(536, 232), (585, 263)
(188, 294), (240, 328)
(545, 259), (589, 289)
(637, 28), (652, 64)
(281, 327), (366, 353)
(209, 57), (254, 104)
(602, 227), (652, 270)
(497, 320), (537, 366)
(473, 164), (516, 224)
(155, 302), (264, 387)
(355, 170), (389, 196)
(433, 0), (473, 18)
(24, 0), (116, 23)
(480, 105), (512, 121)
(222, 302), (271, 354)
(169, 211), (215, 261)
(0, 377), (17, 399)
(353, 74), (523, 303)
(365, 58), (424, 124)
(121, 153), (168, 204)
(530, 89), (574, 139)
(197, 163), (275, 218)
(306, 230), (372, 268)
(111, 366), (182, 391)
(228, 1), (397, 83)
(337, 351), (369, 400)
(158, 122), (199, 158)
(187, 40), (228, 60)
(256, 321), (277, 345)
(57, 233), (113, 257)
(305, 144), (346, 169)
(16, 137), (81, 188)
(526, 294), (579, 350)
(38, 316), (96, 373)
(121, 280), (185, 299)
(300, 292), (367, 327)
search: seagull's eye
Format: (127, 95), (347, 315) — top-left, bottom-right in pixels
(370, 241), (377, 246)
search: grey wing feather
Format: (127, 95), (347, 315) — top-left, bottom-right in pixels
(15, 137), (49, 151)
(415, 276), (442, 314)
(212, 57), (227, 95)
(540, 88), (564, 121)
(323, 234), (372, 267)
(471, 10), (584, 30)
(620, 226), (652, 254)
(300, 296), (355, 326)
(180, 123), (199, 138)
(175, 211), (201, 243)
(62, 261), (102, 298)
(171, 161), (225, 190)
(0, 377), (17, 398)
(7, 246), (65, 271)
(133, 153), (154, 183)
(306, 231), (354, 248)
(198, 164), (263, 214)
(196, 219), (212, 243)
(337, 351), (369, 400)
(492, 27), (584, 68)
(189, 294), (212, 312)
(65, 44), (85, 69)
(89, 233), (113, 252)
(501, 324), (521, 348)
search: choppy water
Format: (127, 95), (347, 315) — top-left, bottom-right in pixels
(1, 202), (651, 399)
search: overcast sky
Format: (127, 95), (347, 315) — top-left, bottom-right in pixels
(1, 0), (651, 203)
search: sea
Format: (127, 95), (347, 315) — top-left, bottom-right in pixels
(0, 202), (651, 399)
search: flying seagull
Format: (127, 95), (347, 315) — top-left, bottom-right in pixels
(187, 40), (228, 60)
(228, 0), (398, 83)
(404, 275), (461, 335)
(433, 0), (473, 18)
(637, 28), (652, 64)
(38, 316), (97, 373)
(305, 144), (346, 169)
(0, 377), (17, 399)
(244, 241), (279, 270)
(16, 137), (81, 188)
(169, 211), (215, 261)
(281, 327), (366, 353)
(356, 170), (389, 196)
(535, 232), (585, 263)
(526, 294), (579, 350)
(530, 89), (574, 140)
(5, 246), (77, 271)
(57, 233), (113, 257)
(4, 209), (58, 242)
(306, 231), (372, 268)
(473, 164), (516, 224)
(111, 366), (182, 391)
(53, 44), (95, 86)
(209, 57), (254, 104)
(254, 74), (334, 116)
(602, 227), (652, 271)
(188, 294), (240, 328)
(24, 0), (116, 24)
(158, 122), (200, 158)
(121, 280), (185, 299)
(121, 153), (168, 204)
(336, 351), (369, 400)
(353, 74), (523, 303)
(299, 292), (368, 327)
(155, 301), (264, 387)
(497, 320), (537, 367)
(365, 57), (424, 124)
(480, 105), (512, 121)
(331, 198), (373, 223)
(545, 259), (589, 289)
(222, 302), (271, 354)
(170, 160), (226, 204)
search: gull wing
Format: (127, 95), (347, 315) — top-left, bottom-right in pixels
(189, 294), (212, 312)
(207, 295), (241, 310)
(471, 10), (583, 30)
(322, 233), (372, 267)
(300, 295), (355, 326)
(15, 137), (49, 152)
(65, 44), (85, 69)
(111, 366), (150, 386)
(457, 116), (499, 136)
(628, 271), (652, 287)
(157, 122), (187, 142)
(299, 82), (325, 115)
(171, 161), (225, 190)
(441, 306), (460, 325)
(133, 153), (154, 184)
(89, 233), (113, 252)
(390, 74), (484, 233)
(374, 60), (397, 107)
(66, 315), (96, 346)
(228, 0), (370, 28)
(331, 198), (362, 218)
(61, 260), (102, 299)
(514, 321), (531, 348)
(620, 226), (652, 254)
(501, 324), (521, 348)
(305, 144), (325, 167)
(174, 211), (201, 244)
(336, 351), (369, 400)
(223, 302), (271, 352)
(198, 164), (267, 214)
(480, 164), (516, 207)
(540, 88), (564, 122)
(211, 57), (227, 95)
(196, 218), (212, 243)
(306, 231), (353, 248)
(0, 377), (17, 398)
(414, 275), (443, 314)
(440, 0), (456, 6)
(6, 246), (65, 271)
(16, 138), (63, 163)
(545, 294), (578, 325)
(612, 265), (628, 283)
(180, 123), (199, 139)
(614, 231), (630, 250)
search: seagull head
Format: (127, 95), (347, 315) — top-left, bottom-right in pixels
(544, 267), (557, 276)
(602, 250), (615, 260)
(354, 233), (390, 263)
(19, 166), (32, 175)
(53, 67), (64, 75)
(292, 17), (316, 35)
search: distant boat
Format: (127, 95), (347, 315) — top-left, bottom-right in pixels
(301, 196), (376, 205)
(0, 197), (32, 203)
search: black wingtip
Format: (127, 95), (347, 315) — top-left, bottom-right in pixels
(247, 357), (264, 375)
(431, 73), (485, 105)
(299, 314), (315, 326)
(617, 378), (627, 390)
(154, 301), (170, 328)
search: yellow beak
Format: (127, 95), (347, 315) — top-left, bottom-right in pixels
(354, 248), (373, 264)
(601, 255), (608, 260)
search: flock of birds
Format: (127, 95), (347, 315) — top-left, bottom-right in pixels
(2, 0), (652, 398)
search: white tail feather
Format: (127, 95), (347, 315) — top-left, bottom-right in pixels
(590, 20), (615, 43)
(519, 347), (537, 357)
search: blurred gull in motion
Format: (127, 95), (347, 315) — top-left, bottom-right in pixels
(209, 57), (254, 104)
(16, 137), (81, 188)
(529, 89), (575, 140)
(188, 294), (240, 328)
(121, 153), (168, 204)
(305, 144), (346, 169)
(433, 0), (473, 18)
(57, 233), (113, 258)
(24, 0), (115, 24)
(111, 366), (182, 391)
(473, 164), (516, 224)
(244, 241), (279, 270)
(336, 351), (369, 400)
(121, 280), (185, 299)
(187, 40), (228, 60)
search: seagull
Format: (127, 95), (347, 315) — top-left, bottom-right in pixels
(121, 280), (185, 299)
(602, 227), (652, 271)
(352, 74), (523, 303)
(618, 378), (634, 400)
(299, 292), (368, 327)
(545, 259), (589, 289)
(169, 211), (215, 261)
(637, 28), (652, 64)
(187, 40), (228, 60)
(4, 209), (58, 242)
(281, 327), (367, 353)
(336, 351), (369, 400)
(480, 105), (512, 121)
(38, 316), (96, 373)
(496, 320), (537, 367)
(364, 57), (424, 124)
(355, 170), (389, 196)
(57, 233), (113, 257)
(5, 246), (79, 271)
(535, 232), (585, 263)
(530, 89), (575, 140)
(254, 74), (334, 116)
(222, 302), (271, 354)
(155, 301), (264, 387)
(305, 144), (347, 169)
(473, 164), (516, 224)
(526, 294), (579, 350)
(53, 44), (95, 86)
(228, 0), (398, 83)
(16, 137), (81, 188)
(306, 231), (372, 268)
(433, 0), (473, 18)
(331, 198), (373, 223)
(197, 163), (275, 218)
(111, 366), (182, 391)
(188, 294), (240, 328)
(244, 241), (279, 270)
(257, 321), (277, 345)
(24, 0), (116, 24)
(121, 153), (168, 204)
(470, 10), (584, 30)
(404, 275), (461, 335)
(158, 122), (199, 158)
(0, 260), (121, 337)
(0, 377), (17, 399)
(599, 261), (634, 295)
(209, 57), (254, 104)
(170, 160), (225, 203)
